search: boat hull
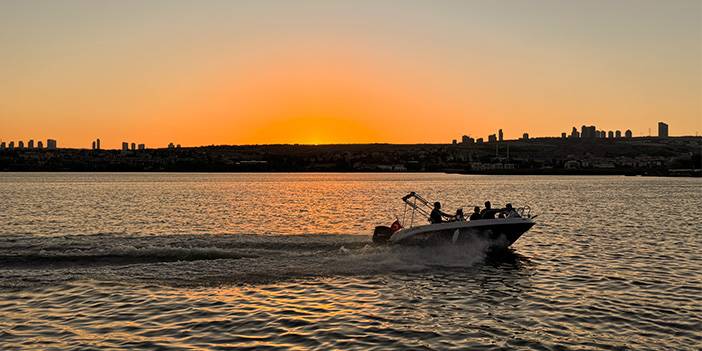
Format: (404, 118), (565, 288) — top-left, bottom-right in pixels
(389, 218), (535, 249)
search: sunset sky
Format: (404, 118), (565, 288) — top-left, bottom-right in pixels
(1, 0), (700, 148)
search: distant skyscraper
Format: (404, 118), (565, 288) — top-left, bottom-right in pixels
(92, 141), (96, 150)
(607, 131), (614, 138)
(498, 129), (503, 142)
(476, 138), (484, 144)
(522, 133), (529, 140)
(47, 139), (57, 150)
(571, 127), (580, 138)
(625, 129), (632, 138)
(581, 125), (596, 138)
(615, 130), (622, 138)
(131, 142), (136, 151)
(122, 142), (129, 151)
(0, 142), (5, 150)
(168, 142), (175, 149)
(138, 144), (145, 150)
(658, 122), (668, 138)
(96, 138), (101, 150)
(561, 132), (567, 139)
(28, 140), (34, 149)
(461, 135), (474, 144)
(488, 134), (497, 143)
(37, 141), (43, 149)
(452, 139), (457, 145)
(9, 141), (14, 150)
(18, 141), (24, 149)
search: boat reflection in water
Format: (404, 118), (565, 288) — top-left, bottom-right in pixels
(373, 192), (536, 249)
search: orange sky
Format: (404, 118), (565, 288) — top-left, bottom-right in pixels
(1, 1), (700, 148)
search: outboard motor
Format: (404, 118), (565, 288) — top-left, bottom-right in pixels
(372, 220), (402, 244)
(372, 226), (393, 244)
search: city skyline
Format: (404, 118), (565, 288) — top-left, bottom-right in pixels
(0, 120), (685, 150)
(1, 1), (700, 148)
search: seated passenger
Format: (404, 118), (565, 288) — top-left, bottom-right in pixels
(469, 206), (482, 221)
(454, 208), (465, 221)
(429, 201), (451, 224)
(504, 203), (520, 218)
(480, 201), (497, 219)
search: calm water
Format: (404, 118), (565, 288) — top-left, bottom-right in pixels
(0, 173), (700, 350)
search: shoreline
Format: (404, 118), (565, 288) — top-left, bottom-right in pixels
(0, 169), (699, 177)
(1, 137), (700, 177)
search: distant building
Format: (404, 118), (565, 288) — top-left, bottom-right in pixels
(658, 122), (668, 138)
(522, 133), (529, 140)
(37, 141), (43, 149)
(18, 141), (24, 149)
(138, 144), (145, 150)
(625, 129), (632, 138)
(0, 142), (5, 150)
(8, 141), (14, 150)
(607, 131), (614, 138)
(461, 135), (472, 144)
(488, 134), (497, 143)
(570, 127), (580, 138)
(176, 144), (181, 148)
(564, 160), (580, 169)
(122, 142), (129, 151)
(498, 129), (503, 142)
(92, 141), (96, 150)
(476, 138), (484, 144)
(581, 125), (596, 138)
(28, 140), (34, 149)
(452, 139), (457, 145)
(47, 139), (57, 150)
(131, 142), (136, 151)
(615, 130), (622, 138)
(96, 138), (101, 150)
(561, 132), (567, 139)
(168, 142), (175, 149)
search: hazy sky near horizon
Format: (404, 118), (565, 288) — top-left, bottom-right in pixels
(1, 0), (700, 147)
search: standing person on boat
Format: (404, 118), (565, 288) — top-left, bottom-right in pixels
(481, 201), (497, 219)
(469, 206), (482, 220)
(429, 202), (452, 224)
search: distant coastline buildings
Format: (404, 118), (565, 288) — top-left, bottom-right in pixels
(451, 121), (670, 144)
(91, 138), (101, 150)
(0, 138), (55, 151)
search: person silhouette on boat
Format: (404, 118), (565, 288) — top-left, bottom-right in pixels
(429, 201), (451, 224)
(480, 201), (497, 219)
(503, 203), (520, 218)
(454, 208), (465, 221)
(469, 206), (482, 220)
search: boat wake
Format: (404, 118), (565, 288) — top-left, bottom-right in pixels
(0, 233), (498, 289)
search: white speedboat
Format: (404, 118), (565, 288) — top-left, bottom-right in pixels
(373, 192), (536, 249)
